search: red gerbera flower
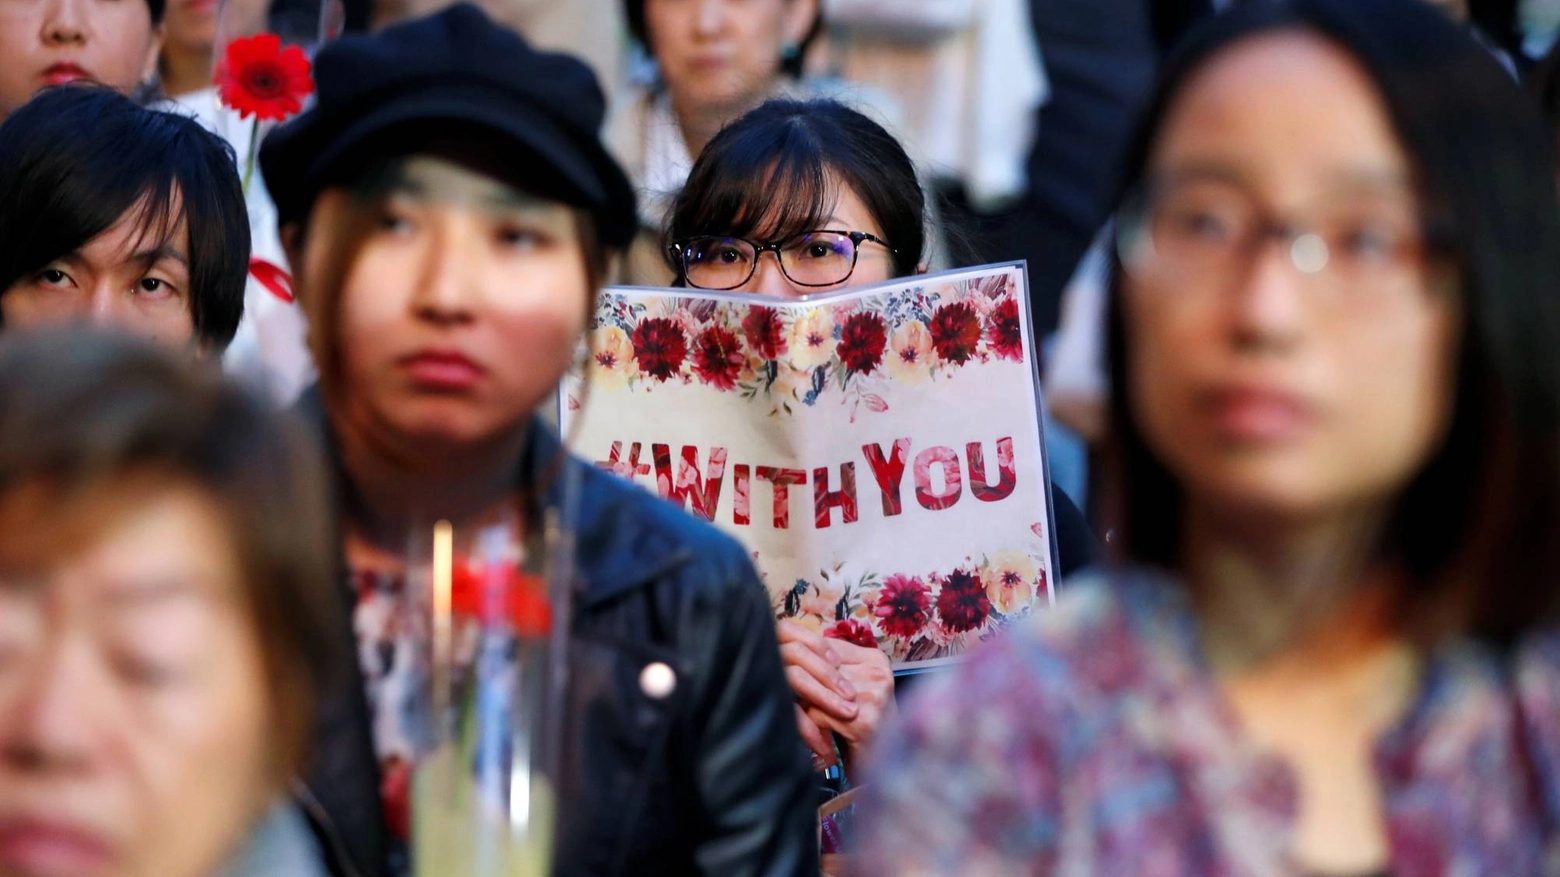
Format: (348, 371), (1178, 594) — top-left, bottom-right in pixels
(929, 302), (983, 365)
(936, 568), (991, 634)
(986, 297), (1023, 361)
(742, 306), (787, 360)
(214, 34), (314, 122)
(838, 312), (888, 376)
(823, 619), (878, 650)
(691, 325), (744, 390)
(632, 317), (689, 381)
(874, 574), (932, 639)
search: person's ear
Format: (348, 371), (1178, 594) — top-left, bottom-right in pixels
(141, 24), (165, 88)
(780, 0), (819, 52)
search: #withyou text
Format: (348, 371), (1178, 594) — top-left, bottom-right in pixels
(597, 438), (1018, 530)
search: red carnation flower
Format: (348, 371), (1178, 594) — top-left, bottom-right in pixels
(986, 297), (1023, 361)
(450, 560), (552, 637)
(823, 619), (878, 650)
(936, 568), (991, 634)
(929, 302), (983, 365)
(632, 317), (689, 381)
(742, 306), (787, 360)
(691, 325), (744, 390)
(838, 312), (888, 376)
(874, 574), (932, 640)
(214, 34), (314, 122)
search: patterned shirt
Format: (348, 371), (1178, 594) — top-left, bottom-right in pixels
(860, 569), (1560, 877)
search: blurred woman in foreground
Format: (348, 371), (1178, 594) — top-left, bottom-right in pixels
(0, 329), (339, 877)
(861, 0), (1560, 873)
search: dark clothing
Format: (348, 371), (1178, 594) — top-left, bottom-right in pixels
(294, 392), (819, 877)
(998, 0), (1213, 333)
(1050, 484), (1098, 581)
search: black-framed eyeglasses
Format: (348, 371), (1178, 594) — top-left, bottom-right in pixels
(669, 230), (896, 291)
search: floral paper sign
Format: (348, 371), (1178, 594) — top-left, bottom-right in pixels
(559, 263), (1059, 670)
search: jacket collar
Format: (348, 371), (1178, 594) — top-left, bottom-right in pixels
(522, 418), (695, 609)
(296, 386), (689, 611)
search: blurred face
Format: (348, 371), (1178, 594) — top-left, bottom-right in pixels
(0, 480), (273, 877)
(0, 0), (162, 119)
(1120, 32), (1461, 525)
(2, 202), (197, 350)
(159, 0), (215, 65)
(695, 181), (896, 298)
(643, 0), (817, 117)
(316, 156), (592, 450)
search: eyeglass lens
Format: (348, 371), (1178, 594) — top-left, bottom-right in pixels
(1119, 177), (1425, 290)
(682, 232), (860, 290)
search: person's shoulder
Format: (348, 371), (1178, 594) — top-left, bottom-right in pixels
(1515, 627), (1560, 703)
(601, 80), (656, 176)
(1023, 568), (1178, 661)
(574, 458), (755, 584)
(908, 569), (1186, 719)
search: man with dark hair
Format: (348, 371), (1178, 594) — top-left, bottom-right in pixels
(0, 86), (249, 352)
(0, 0), (165, 119)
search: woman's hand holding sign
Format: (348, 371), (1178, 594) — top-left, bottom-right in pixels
(777, 619), (895, 770)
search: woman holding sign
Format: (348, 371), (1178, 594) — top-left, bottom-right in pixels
(662, 98), (1099, 773)
(259, 6), (816, 877)
(860, 0), (1560, 873)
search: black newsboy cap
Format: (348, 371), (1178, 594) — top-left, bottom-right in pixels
(259, 2), (637, 248)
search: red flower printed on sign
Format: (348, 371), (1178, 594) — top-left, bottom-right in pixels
(214, 34), (314, 122)
(632, 317), (688, 381)
(839, 311), (888, 376)
(986, 297), (1023, 361)
(691, 325), (744, 390)
(929, 301), (983, 365)
(823, 619), (878, 650)
(874, 574), (932, 639)
(742, 306), (787, 360)
(936, 568), (991, 633)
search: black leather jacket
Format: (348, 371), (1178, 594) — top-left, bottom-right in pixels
(296, 399), (819, 877)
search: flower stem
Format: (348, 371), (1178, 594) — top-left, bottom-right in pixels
(242, 118), (259, 196)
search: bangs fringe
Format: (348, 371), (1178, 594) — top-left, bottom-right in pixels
(668, 119), (838, 246)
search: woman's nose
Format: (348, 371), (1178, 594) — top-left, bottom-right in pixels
(742, 252), (801, 299)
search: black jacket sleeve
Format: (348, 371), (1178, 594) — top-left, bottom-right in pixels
(684, 544), (820, 877)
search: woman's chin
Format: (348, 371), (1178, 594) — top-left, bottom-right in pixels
(380, 404), (530, 453)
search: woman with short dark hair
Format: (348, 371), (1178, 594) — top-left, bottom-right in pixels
(662, 96), (1098, 777)
(862, 0), (1560, 872)
(0, 86), (250, 352)
(0, 327), (341, 877)
(666, 98), (928, 291)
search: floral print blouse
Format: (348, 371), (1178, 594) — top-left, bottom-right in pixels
(859, 569), (1560, 877)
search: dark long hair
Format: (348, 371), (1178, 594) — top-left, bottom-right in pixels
(1105, 0), (1560, 643)
(0, 87), (249, 350)
(665, 98), (927, 278)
